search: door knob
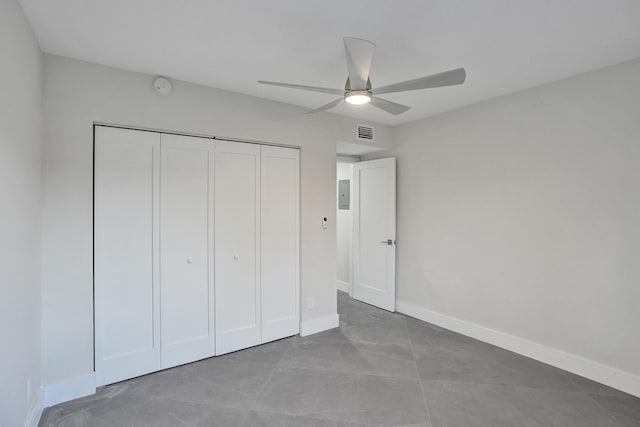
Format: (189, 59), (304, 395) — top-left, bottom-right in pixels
(380, 239), (393, 245)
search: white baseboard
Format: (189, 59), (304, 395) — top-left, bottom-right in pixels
(300, 313), (340, 337)
(43, 373), (96, 407)
(337, 280), (351, 294)
(396, 300), (640, 398)
(23, 386), (43, 427)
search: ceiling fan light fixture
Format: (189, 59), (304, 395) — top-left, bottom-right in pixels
(345, 90), (371, 105)
(258, 37), (466, 115)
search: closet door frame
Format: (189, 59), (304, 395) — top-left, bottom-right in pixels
(94, 124), (302, 382)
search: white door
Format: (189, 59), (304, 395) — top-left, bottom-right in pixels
(160, 134), (215, 368)
(94, 127), (161, 386)
(352, 157), (396, 312)
(261, 146), (300, 343)
(215, 141), (261, 355)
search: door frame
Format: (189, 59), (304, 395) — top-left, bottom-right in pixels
(336, 159), (357, 296)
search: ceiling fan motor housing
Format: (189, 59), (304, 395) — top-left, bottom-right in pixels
(345, 77), (372, 91)
(344, 77), (373, 104)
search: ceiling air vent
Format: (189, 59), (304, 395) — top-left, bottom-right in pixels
(357, 124), (374, 141)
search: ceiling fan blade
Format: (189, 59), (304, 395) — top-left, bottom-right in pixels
(370, 97), (411, 115)
(258, 80), (344, 96)
(343, 37), (375, 90)
(305, 98), (343, 114)
(374, 68), (466, 95)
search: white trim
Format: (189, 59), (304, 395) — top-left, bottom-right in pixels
(337, 280), (351, 295)
(337, 155), (360, 163)
(94, 123), (301, 150)
(397, 300), (640, 398)
(300, 313), (340, 337)
(43, 373), (96, 407)
(23, 386), (43, 427)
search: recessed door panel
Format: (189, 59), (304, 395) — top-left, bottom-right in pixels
(358, 167), (389, 292)
(261, 146), (300, 343)
(215, 141), (261, 355)
(160, 134), (215, 368)
(94, 126), (161, 386)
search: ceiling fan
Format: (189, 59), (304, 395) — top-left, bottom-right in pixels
(258, 37), (466, 115)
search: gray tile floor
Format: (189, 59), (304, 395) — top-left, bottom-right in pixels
(41, 291), (640, 426)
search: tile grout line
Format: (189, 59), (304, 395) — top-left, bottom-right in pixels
(243, 332), (388, 426)
(249, 406), (388, 427)
(272, 360), (421, 382)
(402, 315), (434, 427)
(421, 374), (634, 425)
(238, 338), (303, 425)
(418, 376), (624, 397)
(559, 371), (628, 426)
(237, 355), (285, 426)
(281, 332), (423, 380)
(296, 335), (418, 364)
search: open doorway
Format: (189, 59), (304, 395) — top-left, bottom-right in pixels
(336, 155), (397, 312)
(336, 159), (355, 296)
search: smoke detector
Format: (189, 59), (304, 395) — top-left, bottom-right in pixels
(153, 77), (172, 96)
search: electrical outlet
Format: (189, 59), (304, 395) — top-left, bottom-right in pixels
(27, 375), (32, 401)
(307, 296), (315, 309)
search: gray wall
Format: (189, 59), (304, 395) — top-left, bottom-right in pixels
(379, 59), (640, 385)
(41, 54), (393, 391)
(0, 1), (43, 425)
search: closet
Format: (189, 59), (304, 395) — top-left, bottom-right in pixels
(94, 126), (299, 386)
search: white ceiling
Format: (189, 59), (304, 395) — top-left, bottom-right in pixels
(20, 0), (640, 126)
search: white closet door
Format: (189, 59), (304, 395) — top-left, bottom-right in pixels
(94, 127), (161, 386)
(160, 134), (215, 368)
(261, 146), (300, 343)
(215, 141), (261, 355)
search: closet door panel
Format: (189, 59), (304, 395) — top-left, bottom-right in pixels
(215, 141), (261, 355)
(261, 146), (300, 342)
(94, 127), (161, 386)
(160, 134), (215, 369)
